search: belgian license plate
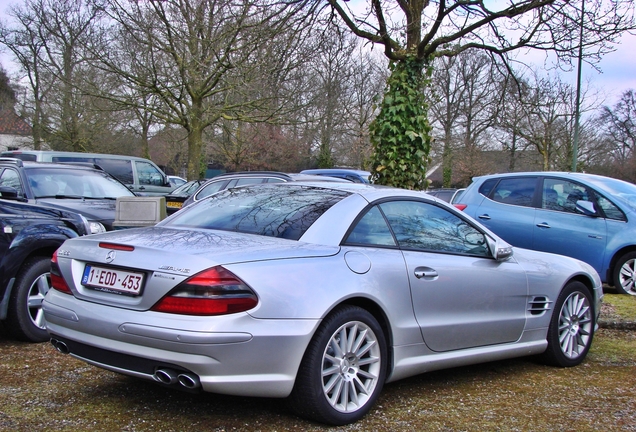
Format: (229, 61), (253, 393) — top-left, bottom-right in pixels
(82, 265), (144, 296)
(167, 201), (182, 208)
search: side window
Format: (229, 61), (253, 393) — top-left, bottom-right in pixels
(236, 178), (266, 186)
(542, 178), (591, 214)
(596, 194), (626, 221)
(266, 178), (286, 183)
(95, 158), (134, 184)
(344, 206), (396, 246)
(196, 180), (228, 200)
(379, 200), (490, 256)
(491, 178), (536, 207)
(0, 168), (23, 194)
(135, 161), (164, 186)
(478, 179), (498, 197)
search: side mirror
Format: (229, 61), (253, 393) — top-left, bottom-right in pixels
(486, 235), (514, 261)
(0, 186), (20, 200)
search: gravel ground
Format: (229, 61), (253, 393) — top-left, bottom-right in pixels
(0, 295), (634, 431)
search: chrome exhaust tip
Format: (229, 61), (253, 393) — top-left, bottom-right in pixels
(178, 373), (201, 389)
(154, 368), (179, 385)
(50, 338), (70, 354)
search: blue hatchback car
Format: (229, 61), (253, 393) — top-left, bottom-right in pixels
(456, 171), (636, 295)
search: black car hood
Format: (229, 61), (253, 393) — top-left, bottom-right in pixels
(36, 198), (117, 229)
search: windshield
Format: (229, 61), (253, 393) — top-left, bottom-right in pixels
(27, 167), (134, 199)
(171, 180), (201, 196)
(163, 184), (350, 240)
(582, 175), (636, 211)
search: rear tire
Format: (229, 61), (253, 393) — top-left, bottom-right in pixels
(540, 281), (594, 367)
(288, 305), (387, 425)
(7, 256), (52, 342)
(613, 252), (636, 295)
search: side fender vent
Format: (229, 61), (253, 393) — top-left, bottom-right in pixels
(528, 296), (552, 316)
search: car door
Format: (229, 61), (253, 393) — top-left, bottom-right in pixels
(532, 177), (607, 275)
(132, 160), (173, 196)
(470, 176), (539, 249)
(378, 200), (528, 352)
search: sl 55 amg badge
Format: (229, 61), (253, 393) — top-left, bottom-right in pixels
(158, 265), (191, 274)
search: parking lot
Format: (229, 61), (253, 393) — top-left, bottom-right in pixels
(1, 306), (635, 431)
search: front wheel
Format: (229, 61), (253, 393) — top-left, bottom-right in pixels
(7, 256), (52, 342)
(613, 252), (636, 295)
(540, 281), (595, 367)
(289, 305), (387, 425)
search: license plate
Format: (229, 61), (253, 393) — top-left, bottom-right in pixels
(82, 265), (145, 296)
(167, 201), (182, 208)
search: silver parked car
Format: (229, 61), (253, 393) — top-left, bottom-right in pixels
(44, 183), (602, 425)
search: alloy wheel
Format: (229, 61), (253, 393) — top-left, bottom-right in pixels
(321, 321), (382, 413)
(558, 291), (593, 359)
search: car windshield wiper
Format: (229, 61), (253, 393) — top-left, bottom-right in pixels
(68, 195), (118, 200)
(38, 195), (117, 200)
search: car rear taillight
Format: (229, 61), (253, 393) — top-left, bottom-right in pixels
(51, 250), (72, 295)
(454, 204), (467, 211)
(151, 266), (258, 316)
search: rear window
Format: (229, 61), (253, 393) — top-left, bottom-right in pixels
(164, 184), (350, 240)
(489, 177), (537, 207)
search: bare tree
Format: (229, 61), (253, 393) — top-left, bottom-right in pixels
(595, 89), (636, 181)
(1, 1), (52, 149)
(429, 51), (502, 186)
(600, 90), (636, 162)
(33, 0), (106, 151)
(326, 0), (635, 187)
(338, 45), (385, 169)
(88, 0), (319, 179)
(429, 55), (465, 187)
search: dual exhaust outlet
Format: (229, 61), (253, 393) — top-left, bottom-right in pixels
(50, 338), (201, 390)
(153, 368), (201, 390)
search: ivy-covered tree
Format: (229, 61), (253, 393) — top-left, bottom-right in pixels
(326, 0), (635, 188)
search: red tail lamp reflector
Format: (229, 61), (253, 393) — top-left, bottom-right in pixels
(151, 266), (258, 316)
(51, 250), (72, 295)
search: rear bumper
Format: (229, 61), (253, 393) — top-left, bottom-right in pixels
(43, 290), (319, 398)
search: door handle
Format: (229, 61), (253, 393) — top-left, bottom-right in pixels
(478, 214), (491, 220)
(414, 267), (438, 279)
(536, 222), (550, 228)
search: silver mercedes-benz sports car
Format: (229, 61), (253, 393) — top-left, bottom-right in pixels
(43, 182), (602, 425)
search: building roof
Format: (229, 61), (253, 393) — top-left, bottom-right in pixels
(0, 109), (31, 136)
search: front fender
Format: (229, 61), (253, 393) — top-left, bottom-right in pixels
(0, 224), (80, 312)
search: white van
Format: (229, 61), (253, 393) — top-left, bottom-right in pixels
(0, 150), (175, 196)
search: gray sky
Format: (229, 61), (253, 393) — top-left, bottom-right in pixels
(0, 0), (634, 106)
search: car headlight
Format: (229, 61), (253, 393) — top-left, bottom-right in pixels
(88, 221), (107, 234)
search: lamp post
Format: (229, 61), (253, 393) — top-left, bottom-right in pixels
(572, 0), (585, 172)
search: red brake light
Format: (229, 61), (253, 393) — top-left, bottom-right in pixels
(99, 242), (134, 251)
(454, 204), (467, 211)
(151, 266), (258, 316)
(51, 250), (72, 295)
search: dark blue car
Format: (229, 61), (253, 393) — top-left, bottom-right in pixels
(456, 171), (636, 295)
(300, 168), (371, 183)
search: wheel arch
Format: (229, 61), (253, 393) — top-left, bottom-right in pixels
(563, 275), (599, 320)
(0, 228), (70, 321)
(607, 245), (636, 286)
(330, 297), (395, 376)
